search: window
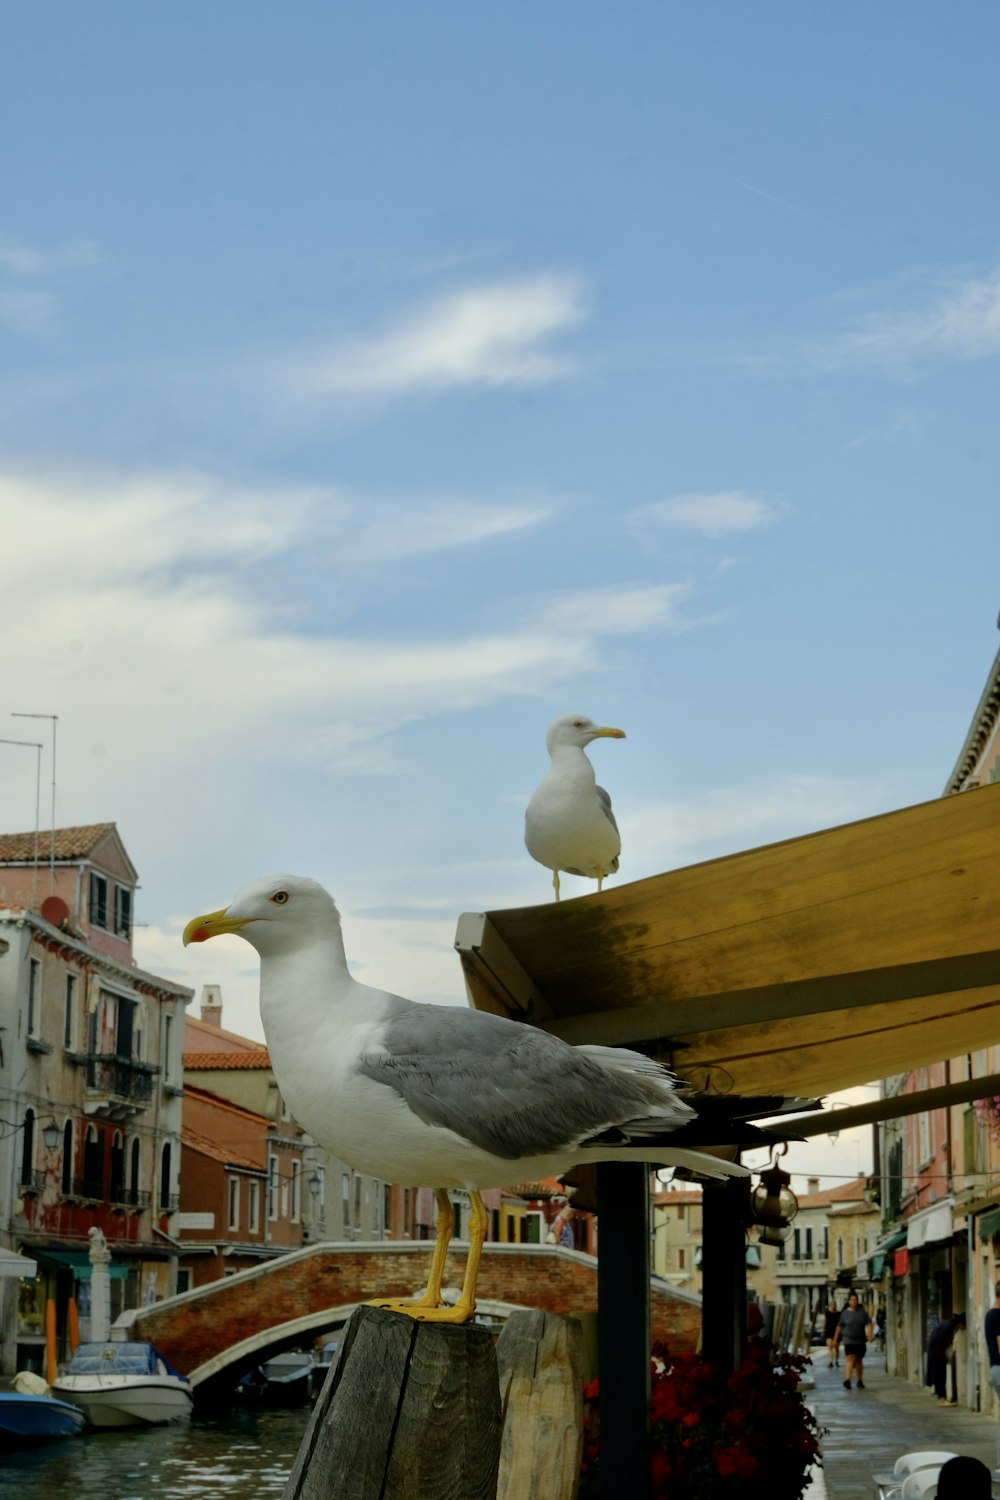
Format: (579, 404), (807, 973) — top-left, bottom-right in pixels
(84, 1125), (104, 1200)
(129, 1138), (140, 1205)
(20, 1109), (35, 1186)
(354, 1172), (362, 1227)
(160, 1141), (172, 1210)
(64, 974), (76, 1048)
(918, 1108), (931, 1164)
(163, 1014), (174, 1083)
(267, 1154), (278, 1220)
(109, 1131), (125, 1203)
(836, 1236), (844, 1269)
(176, 1269), (192, 1294)
(342, 1171), (351, 1228)
(249, 1179), (261, 1233)
(804, 1227), (813, 1259)
(89, 872), (108, 929)
(228, 1177), (240, 1231)
(61, 1120), (73, 1194)
(822, 1226), (829, 1261)
(291, 1161), (301, 1224)
(27, 958), (41, 1036)
(114, 885), (132, 939)
(677, 1204), (685, 1220)
(678, 1247), (686, 1270)
(792, 1228), (801, 1260)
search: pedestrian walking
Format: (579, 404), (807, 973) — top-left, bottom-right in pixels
(984, 1280), (1000, 1466)
(824, 1298), (841, 1367)
(925, 1311), (965, 1403)
(833, 1291), (872, 1390)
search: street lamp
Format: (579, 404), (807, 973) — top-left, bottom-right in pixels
(751, 1146), (798, 1248)
(41, 1119), (61, 1152)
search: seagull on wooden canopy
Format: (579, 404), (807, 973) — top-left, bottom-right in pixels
(183, 874), (750, 1325)
(524, 713), (625, 900)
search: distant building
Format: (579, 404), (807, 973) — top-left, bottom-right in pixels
(0, 823), (191, 1375)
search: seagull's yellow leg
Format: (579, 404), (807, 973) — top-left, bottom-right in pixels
(553, 869), (561, 901)
(367, 1189), (453, 1317)
(411, 1190), (488, 1324)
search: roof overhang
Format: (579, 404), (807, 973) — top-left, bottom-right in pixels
(456, 784), (1000, 1102)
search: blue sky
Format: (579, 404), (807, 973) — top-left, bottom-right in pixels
(2, 3), (998, 1186)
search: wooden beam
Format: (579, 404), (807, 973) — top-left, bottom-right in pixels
(785, 1070), (1000, 1138)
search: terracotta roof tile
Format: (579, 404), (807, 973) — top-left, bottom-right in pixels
(184, 1015), (268, 1055)
(183, 1050), (270, 1070)
(0, 823), (117, 862)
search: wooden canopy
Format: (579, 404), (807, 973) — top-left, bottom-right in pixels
(455, 783), (1000, 1101)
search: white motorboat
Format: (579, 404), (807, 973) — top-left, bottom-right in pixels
(52, 1341), (192, 1428)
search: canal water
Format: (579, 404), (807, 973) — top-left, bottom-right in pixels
(0, 1406), (311, 1500)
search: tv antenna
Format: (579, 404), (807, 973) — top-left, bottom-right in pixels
(0, 737), (43, 907)
(12, 712), (58, 891)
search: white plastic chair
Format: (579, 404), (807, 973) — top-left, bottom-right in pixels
(873, 1452), (958, 1499)
(900, 1470), (941, 1500)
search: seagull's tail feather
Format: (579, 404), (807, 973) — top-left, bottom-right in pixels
(576, 1146), (749, 1180)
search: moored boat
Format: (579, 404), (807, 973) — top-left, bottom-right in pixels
(52, 1340), (192, 1428)
(0, 1388), (86, 1445)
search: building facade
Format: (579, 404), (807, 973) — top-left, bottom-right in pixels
(0, 824), (191, 1375)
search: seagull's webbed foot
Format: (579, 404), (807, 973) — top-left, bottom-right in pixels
(366, 1297), (476, 1325)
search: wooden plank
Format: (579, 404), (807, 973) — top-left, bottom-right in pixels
(283, 1305), (500, 1500)
(496, 1309), (583, 1500)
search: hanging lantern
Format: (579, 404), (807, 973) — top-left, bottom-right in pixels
(751, 1146), (798, 1247)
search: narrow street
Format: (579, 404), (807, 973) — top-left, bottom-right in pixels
(804, 1348), (998, 1498)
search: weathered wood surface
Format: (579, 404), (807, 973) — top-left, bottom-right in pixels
(496, 1309), (583, 1500)
(457, 783), (1000, 1096)
(283, 1305), (501, 1500)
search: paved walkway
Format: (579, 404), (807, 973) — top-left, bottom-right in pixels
(802, 1348), (999, 1498)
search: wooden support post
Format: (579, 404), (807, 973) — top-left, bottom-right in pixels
(283, 1305), (501, 1500)
(496, 1308), (583, 1500)
(596, 1161), (651, 1500)
(701, 1175), (750, 1375)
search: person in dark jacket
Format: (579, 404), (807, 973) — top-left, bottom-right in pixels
(936, 1454), (990, 1498)
(925, 1312), (966, 1403)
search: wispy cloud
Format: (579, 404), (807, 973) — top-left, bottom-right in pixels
(0, 290), (59, 335)
(818, 266), (1000, 371)
(633, 491), (782, 539)
(535, 582), (691, 637)
(271, 272), (589, 400)
(0, 234), (101, 277)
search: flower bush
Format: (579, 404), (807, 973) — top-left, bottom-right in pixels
(579, 1342), (823, 1499)
(975, 1096), (1000, 1141)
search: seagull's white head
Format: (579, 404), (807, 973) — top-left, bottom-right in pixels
(545, 714), (626, 756)
(182, 874), (341, 956)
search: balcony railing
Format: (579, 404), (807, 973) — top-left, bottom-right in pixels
(77, 1053), (158, 1111)
(73, 1176), (106, 1202)
(111, 1187), (151, 1211)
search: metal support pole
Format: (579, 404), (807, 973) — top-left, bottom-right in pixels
(597, 1161), (651, 1500)
(701, 1174), (750, 1374)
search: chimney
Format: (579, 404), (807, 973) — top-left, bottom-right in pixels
(808, 1177), (819, 1194)
(200, 984), (223, 1027)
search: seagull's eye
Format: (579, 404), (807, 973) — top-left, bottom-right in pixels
(271, 890), (289, 905)
(573, 720), (585, 729)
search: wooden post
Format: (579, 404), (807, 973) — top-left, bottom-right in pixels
(282, 1305), (501, 1500)
(496, 1309), (583, 1500)
(596, 1161), (651, 1500)
(701, 1175), (749, 1374)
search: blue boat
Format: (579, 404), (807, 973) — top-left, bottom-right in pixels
(0, 1391), (86, 1445)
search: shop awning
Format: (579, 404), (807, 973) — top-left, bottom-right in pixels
(865, 1228), (908, 1279)
(906, 1200), (955, 1252)
(455, 784), (1000, 1102)
(978, 1207), (1000, 1244)
(37, 1249), (129, 1280)
(0, 1250), (37, 1278)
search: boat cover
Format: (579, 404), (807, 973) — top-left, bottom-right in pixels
(65, 1342), (188, 1380)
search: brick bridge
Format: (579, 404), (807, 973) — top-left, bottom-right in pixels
(116, 1241), (701, 1402)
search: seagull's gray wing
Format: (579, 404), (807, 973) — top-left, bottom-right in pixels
(562, 784), (620, 877)
(358, 1000), (686, 1162)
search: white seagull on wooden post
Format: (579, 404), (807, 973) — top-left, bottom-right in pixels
(183, 875), (746, 1325)
(524, 713), (625, 900)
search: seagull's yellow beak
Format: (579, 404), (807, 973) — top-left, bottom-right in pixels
(182, 908), (253, 946)
(594, 726), (626, 739)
